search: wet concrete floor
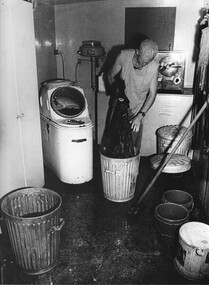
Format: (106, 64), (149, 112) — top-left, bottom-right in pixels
(0, 147), (209, 284)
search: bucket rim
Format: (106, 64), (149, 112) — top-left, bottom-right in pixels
(180, 221), (209, 234)
(157, 133), (193, 140)
(179, 221), (209, 250)
(156, 125), (193, 140)
(162, 189), (194, 204)
(0, 187), (62, 220)
(99, 148), (139, 160)
(155, 202), (189, 222)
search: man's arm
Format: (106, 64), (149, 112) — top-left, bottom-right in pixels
(140, 70), (158, 113)
(130, 70), (158, 132)
(108, 53), (123, 85)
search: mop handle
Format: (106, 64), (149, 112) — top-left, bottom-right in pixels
(135, 100), (208, 206)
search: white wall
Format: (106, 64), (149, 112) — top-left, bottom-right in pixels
(34, 3), (57, 87)
(54, 0), (205, 142)
(55, 0), (205, 87)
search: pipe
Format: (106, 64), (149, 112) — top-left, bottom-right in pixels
(90, 57), (97, 91)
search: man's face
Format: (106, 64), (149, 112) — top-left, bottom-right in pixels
(135, 50), (152, 70)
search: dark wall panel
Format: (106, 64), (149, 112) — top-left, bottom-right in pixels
(125, 7), (176, 51)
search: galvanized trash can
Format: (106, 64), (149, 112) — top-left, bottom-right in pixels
(156, 125), (193, 155)
(100, 149), (140, 202)
(174, 222), (209, 280)
(0, 187), (64, 275)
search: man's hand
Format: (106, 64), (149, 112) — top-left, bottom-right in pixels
(130, 113), (144, 132)
(107, 72), (115, 85)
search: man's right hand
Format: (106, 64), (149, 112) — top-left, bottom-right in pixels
(107, 72), (115, 85)
(130, 113), (144, 132)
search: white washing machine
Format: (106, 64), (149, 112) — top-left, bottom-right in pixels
(39, 80), (93, 184)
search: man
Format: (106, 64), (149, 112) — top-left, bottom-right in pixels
(108, 39), (159, 153)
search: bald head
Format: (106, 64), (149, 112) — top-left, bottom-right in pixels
(139, 39), (158, 62)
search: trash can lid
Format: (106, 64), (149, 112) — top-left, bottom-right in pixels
(150, 154), (191, 173)
(179, 222), (209, 248)
(156, 125), (193, 140)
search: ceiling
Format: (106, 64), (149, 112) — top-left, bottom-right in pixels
(39, 0), (105, 4)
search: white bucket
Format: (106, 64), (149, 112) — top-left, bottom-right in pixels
(174, 221), (209, 280)
(156, 125), (192, 155)
(100, 150), (140, 202)
(150, 154), (191, 174)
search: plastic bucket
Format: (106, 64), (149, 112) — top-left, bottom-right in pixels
(174, 222), (209, 280)
(100, 150), (140, 202)
(162, 190), (194, 212)
(0, 187), (64, 275)
(155, 203), (189, 241)
(156, 125), (192, 155)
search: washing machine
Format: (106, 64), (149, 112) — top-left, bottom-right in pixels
(39, 80), (93, 184)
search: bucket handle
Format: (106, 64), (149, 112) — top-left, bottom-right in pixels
(105, 169), (121, 175)
(48, 218), (65, 235)
(196, 248), (205, 256)
(189, 202), (194, 212)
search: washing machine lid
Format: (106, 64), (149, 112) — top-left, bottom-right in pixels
(57, 117), (93, 128)
(50, 86), (86, 118)
(42, 79), (73, 90)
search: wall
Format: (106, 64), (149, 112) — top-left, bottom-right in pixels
(34, 3), (57, 87)
(54, 0), (124, 133)
(54, 0), (205, 86)
(54, 0), (205, 140)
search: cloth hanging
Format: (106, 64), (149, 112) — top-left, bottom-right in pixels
(197, 26), (209, 90)
(192, 21), (209, 147)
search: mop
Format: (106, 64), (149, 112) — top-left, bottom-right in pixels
(128, 22), (209, 216)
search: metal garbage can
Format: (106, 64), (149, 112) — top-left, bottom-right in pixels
(174, 222), (209, 280)
(100, 149), (140, 202)
(0, 187), (64, 275)
(156, 125), (192, 155)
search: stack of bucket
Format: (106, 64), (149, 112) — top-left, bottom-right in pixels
(155, 197), (209, 281)
(153, 125), (209, 281)
(154, 190), (194, 247)
(153, 125), (194, 247)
